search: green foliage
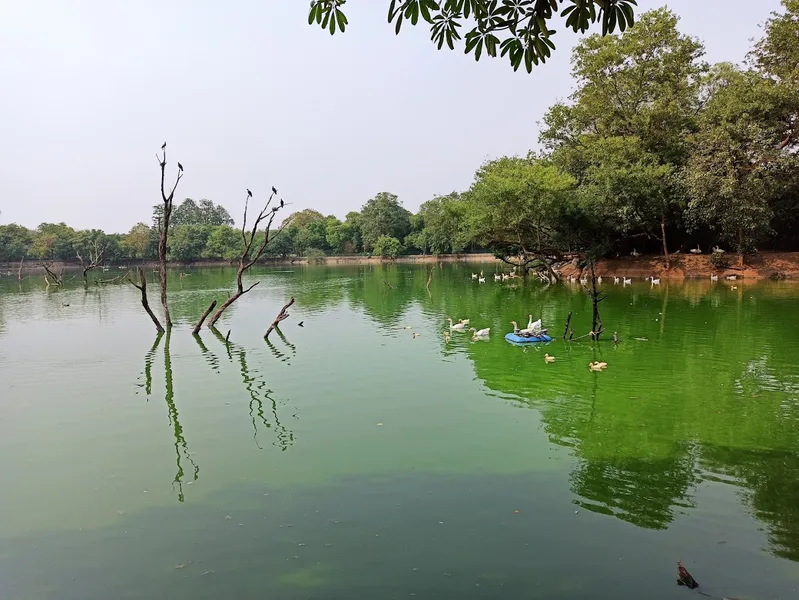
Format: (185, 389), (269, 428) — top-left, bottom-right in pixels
(466, 156), (576, 261)
(31, 223), (77, 260)
(121, 223), (153, 260)
(171, 198), (234, 227)
(304, 247), (327, 264)
(202, 225), (242, 260)
(308, 0), (638, 73)
(360, 192), (411, 252)
(685, 63), (797, 255)
(372, 235), (404, 259)
(0, 224), (34, 261)
(168, 225), (212, 262)
(710, 251), (731, 270)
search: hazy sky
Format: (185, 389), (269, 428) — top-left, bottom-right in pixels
(0, 1), (783, 232)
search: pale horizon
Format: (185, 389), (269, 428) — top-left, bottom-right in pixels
(0, 0), (782, 233)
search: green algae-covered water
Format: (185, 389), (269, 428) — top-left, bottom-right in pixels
(1, 264), (798, 599)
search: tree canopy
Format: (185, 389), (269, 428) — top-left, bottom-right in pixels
(308, 0), (639, 72)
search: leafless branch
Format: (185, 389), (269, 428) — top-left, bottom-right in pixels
(128, 266), (165, 333)
(192, 300), (217, 335)
(264, 297), (295, 339)
(206, 188), (289, 328)
(42, 262), (63, 286)
(155, 142), (183, 328)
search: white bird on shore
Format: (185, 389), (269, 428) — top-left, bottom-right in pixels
(623, 277), (632, 285)
(631, 249), (640, 257)
(690, 245), (702, 255)
(448, 318), (467, 331)
(713, 246), (726, 254)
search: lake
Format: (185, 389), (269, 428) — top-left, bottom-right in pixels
(1, 264), (799, 599)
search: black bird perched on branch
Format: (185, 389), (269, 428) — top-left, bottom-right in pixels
(297, 321), (304, 327)
(161, 142), (166, 150)
(280, 198), (284, 208)
(272, 186), (277, 195)
(177, 162), (183, 171)
(247, 189), (252, 198)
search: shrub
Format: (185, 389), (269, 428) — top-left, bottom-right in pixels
(769, 271), (786, 281)
(373, 235), (404, 259)
(304, 247), (327, 264)
(710, 251), (731, 270)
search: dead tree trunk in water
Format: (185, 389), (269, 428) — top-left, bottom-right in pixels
(562, 311), (572, 340)
(192, 300), (217, 335)
(207, 189), (290, 328)
(18, 256), (24, 281)
(76, 240), (106, 285)
(584, 263), (605, 341)
(129, 267), (165, 333)
(42, 262), (63, 286)
(264, 297), (295, 339)
(156, 142), (184, 328)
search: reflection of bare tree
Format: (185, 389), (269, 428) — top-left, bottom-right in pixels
(136, 332), (163, 396)
(136, 331), (199, 502)
(164, 330), (199, 501)
(209, 327), (295, 451)
(192, 333), (220, 374)
(264, 325), (296, 364)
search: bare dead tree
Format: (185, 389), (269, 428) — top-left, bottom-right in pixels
(581, 263), (605, 341)
(129, 267), (165, 333)
(76, 239), (106, 284)
(156, 142), (184, 328)
(192, 300), (217, 335)
(264, 297), (295, 339)
(206, 189), (290, 328)
(42, 262), (63, 286)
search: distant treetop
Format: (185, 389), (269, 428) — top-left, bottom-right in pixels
(308, 0), (638, 72)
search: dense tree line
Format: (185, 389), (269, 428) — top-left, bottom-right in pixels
(2, 4), (798, 270)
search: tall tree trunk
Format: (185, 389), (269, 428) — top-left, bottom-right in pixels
(737, 228), (744, 267)
(660, 213), (670, 271)
(158, 224), (172, 327)
(588, 263), (604, 341)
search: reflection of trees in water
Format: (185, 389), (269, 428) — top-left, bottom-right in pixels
(136, 326), (295, 502)
(702, 445), (799, 561)
(163, 330), (199, 501)
(136, 331), (199, 502)
(208, 327), (295, 452)
(264, 326), (296, 364)
(571, 451), (696, 530)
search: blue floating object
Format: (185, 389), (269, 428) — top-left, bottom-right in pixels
(505, 332), (552, 345)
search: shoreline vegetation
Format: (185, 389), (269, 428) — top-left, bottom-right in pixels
(4, 251), (799, 280)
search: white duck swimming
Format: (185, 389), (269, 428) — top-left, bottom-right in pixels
(470, 327), (490, 338)
(448, 318), (467, 331)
